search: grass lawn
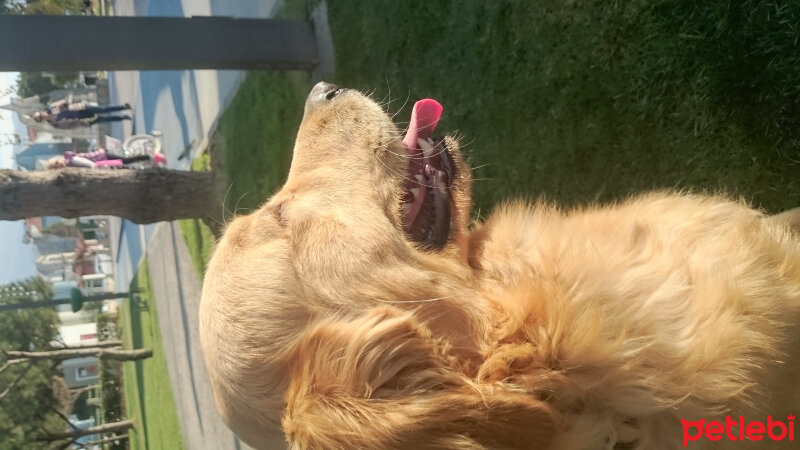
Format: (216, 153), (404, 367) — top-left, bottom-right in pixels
(120, 261), (185, 450)
(211, 0), (798, 220)
(214, 70), (310, 213)
(182, 0), (799, 277)
(178, 153), (217, 278)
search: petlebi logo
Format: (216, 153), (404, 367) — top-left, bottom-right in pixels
(681, 414), (795, 446)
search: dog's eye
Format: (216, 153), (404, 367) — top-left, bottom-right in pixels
(268, 201), (287, 227)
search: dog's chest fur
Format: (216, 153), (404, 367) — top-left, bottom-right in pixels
(469, 195), (800, 449)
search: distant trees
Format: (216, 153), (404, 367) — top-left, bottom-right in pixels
(2, 1), (85, 99)
(0, 0), (24, 14)
(2, 0), (84, 16)
(0, 276), (63, 448)
(40, 221), (82, 238)
(0, 277), (150, 448)
(15, 71), (79, 99)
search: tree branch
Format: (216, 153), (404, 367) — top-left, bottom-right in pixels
(0, 357), (28, 375)
(36, 419), (134, 442)
(50, 406), (78, 431)
(74, 434), (128, 449)
(0, 168), (216, 223)
(69, 384), (99, 397)
(52, 340), (123, 350)
(55, 435), (80, 450)
(0, 362), (34, 403)
(5, 347), (152, 362)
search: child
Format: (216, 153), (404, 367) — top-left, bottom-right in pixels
(46, 148), (167, 169)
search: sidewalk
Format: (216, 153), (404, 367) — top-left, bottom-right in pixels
(146, 222), (273, 449)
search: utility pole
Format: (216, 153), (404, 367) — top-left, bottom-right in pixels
(0, 290), (129, 313)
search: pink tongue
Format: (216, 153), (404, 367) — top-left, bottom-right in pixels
(401, 99), (443, 228)
(402, 99), (443, 150)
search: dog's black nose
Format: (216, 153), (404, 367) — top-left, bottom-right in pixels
(307, 81), (341, 109)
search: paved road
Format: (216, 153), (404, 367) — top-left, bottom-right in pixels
(147, 223), (288, 449)
(146, 222), (250, 450)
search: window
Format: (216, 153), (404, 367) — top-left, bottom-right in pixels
(76, 365), (98, 380)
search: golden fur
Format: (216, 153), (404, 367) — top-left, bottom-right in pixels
(199, 86), (800, 449)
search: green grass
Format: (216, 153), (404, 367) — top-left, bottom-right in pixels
(178, 217), (215, 278)
(215, 70), (311, 211)
(120, 261), (185, 450)
(215, 0), (799, 217)
(178, 153), (217, 278)
(207, 0), (316, 212)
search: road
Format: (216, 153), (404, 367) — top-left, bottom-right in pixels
(146, 222), (285, 450)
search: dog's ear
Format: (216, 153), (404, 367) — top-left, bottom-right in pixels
(281, 307), (556, 450)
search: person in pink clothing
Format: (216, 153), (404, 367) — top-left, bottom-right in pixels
(46, 148), (167, 169)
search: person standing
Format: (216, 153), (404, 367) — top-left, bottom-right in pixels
(32, 99), (132, 129)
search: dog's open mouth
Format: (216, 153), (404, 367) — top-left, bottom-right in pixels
(400, 99), (455, 250)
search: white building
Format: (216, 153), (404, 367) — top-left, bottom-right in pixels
(56, 314), (99, 389)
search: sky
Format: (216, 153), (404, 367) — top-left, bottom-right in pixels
(0, 71), (39, 285)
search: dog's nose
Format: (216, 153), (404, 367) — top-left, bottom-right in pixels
(307, 81), (341, 110)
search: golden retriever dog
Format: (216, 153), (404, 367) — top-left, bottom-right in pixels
(199, 82), (800, 449)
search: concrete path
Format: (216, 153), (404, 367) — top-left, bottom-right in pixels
(147, 222), (277, 450)
(146, 222), (238, 449)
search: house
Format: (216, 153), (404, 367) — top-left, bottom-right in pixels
(62, 357), (100, 389)
(56, 316), (99, 389)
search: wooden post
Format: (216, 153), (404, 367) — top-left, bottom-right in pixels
(0, 15), (318, 71)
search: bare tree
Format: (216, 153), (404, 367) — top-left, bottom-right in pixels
(75, 433), (129, 449)
(0, 168), (218, 224)
(4, 347), (152, 363)
(37, 419), (134, 444)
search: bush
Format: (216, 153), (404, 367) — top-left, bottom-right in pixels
(96, 312), (119, 342)
(100, 360), (124, 423)
(96, 313), (126, 450)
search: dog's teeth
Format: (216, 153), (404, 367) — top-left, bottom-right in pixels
(403, 202), (411, 216)
(410, 187), (421, 199)
(415, 174), (424, 184)
(418, 138), (434, 158)
(435, 177), (447, 194)
(429, 168), (447, 193)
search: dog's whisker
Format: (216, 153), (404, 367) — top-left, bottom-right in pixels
(221, 182), (235, 224)
(373, 155), (462, 190)
(233, 191), (250, 216)
(455, 136), (477, 150)
(388, 92), (412, 120)
(379, 142), (453, 162)
(203, 210), (227, 231)
(470, 163), (493, 171)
